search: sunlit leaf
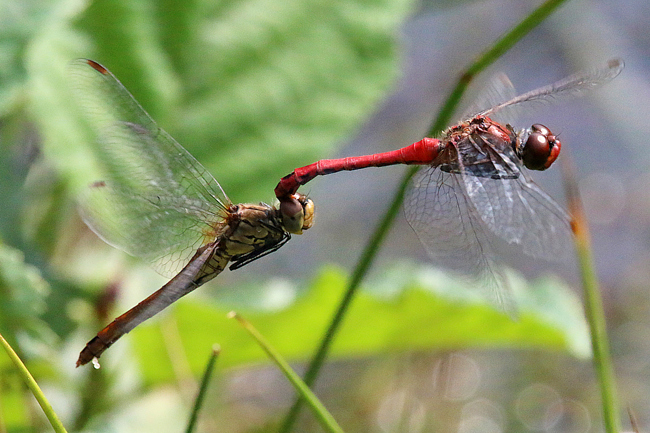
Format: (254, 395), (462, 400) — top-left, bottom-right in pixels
(28, 0), (415, 202)
(133, 264), (588, 385)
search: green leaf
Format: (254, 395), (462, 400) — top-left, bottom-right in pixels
(0, 243), (53, 349)
(132, 263), (589, 385)
(28, 0), (415, 202)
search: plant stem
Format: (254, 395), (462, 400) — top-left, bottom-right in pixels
(563, 156), (621, 433)
(0, 332), (68, 433)
(280, 0), (570, 431)
(428, 0), (569, 136)
(185, 345), (220, 433)
(230, 313), (344, 433)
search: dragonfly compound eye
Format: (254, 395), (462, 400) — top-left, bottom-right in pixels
(279, 194), (314, 234)
(521, 124), (561, 171)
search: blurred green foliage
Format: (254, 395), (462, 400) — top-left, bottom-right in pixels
(27, 0), (412, 202)
(0, 0), (589, 431)
(134, 264), (589, 386)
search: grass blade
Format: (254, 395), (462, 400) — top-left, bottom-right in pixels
(228, 312), (344, 433)
(0, 332), (68, 433)
(280, 0), (570, 431)
(185, 345), (221, 433)
(562, 155), (621, 433)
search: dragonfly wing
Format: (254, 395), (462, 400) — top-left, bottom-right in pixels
(69, 59), (230, 276)
(405, 165), (515, 312)
(461, 73), (517, 123)
(480, 59), (624, 119)
(460, 156), (573, 261)
(79, 176), (224, 277)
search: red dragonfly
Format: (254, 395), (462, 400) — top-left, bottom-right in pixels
(275, 59), (623, 310)
(70, 59), (314, 367)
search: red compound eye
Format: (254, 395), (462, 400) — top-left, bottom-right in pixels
(521, 124), (561, 171)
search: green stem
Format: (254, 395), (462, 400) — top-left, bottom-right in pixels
(230, 313), (344, 433)
(428, 0), (569, 136)
(579, 240), (621, 433)
(281, 0), (570, 431)
(563, 157), (621, 433)
(0, 332), (68, 433)
(185, 345), (220, 433)
(280, 168), (412, 432)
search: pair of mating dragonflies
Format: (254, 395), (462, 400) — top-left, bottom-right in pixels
(71, 58), (623, 367)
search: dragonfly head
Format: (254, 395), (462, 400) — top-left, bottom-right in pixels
(519, 123), (561, 171)
(279, 193), (314, 234)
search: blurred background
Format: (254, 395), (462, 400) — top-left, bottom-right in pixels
(0, 0), (648, 431)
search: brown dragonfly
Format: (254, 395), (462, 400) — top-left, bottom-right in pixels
(70, 59), (314, 367)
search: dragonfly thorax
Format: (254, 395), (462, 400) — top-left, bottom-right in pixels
(228, 194), (314, 270)
(437, 116), (521, 180)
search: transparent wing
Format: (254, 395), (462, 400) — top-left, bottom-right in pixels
(479, 58), (624, 120)
(461, 73), (517, 123)
(69, 59), (230, 277)
(463, 174), (572, 261)
(459, 137), (573, 261)
(404, 165), (515, 312)
(79, 175), (225, 277)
